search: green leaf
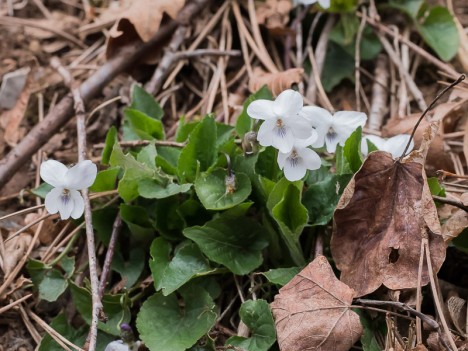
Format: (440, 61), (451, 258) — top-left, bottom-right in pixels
(427, 177), (445, 196)
(183, 209), (269, 275)
(321, 42), (355, 92)
(123, 108), (165, 141)
(178, 116), (217, 182)
(236, 86), (273, 138)
(176, 117), (199, 142)
(343, 126), (363, 173)
(109, 144), (154, 202)
(267, 178), (307, 266)
(149, 238), (212, 295)
(335, 144), (352, 175)
(417, 6), (459, 61)
(102, 126), (118, 165)
(356, 310), (386, 351)
(156, 146), (181, 175)
(137, 143), (157, 169)
(366, 139), (379, 154)
(330, 25), (382, 60)
(70, 281), (131, 336)
(130, 84), (164, 120)
(112, 247), (145, 288)
(303, 174), (352, 226)
(32, 182), (53, 199)
(226, 300), (276, 351)
(136, 288), (217, 351)
(195, 169), (252, 210)
(27, 260), (68, 302)
(153, 197), (187, 240)
(387, 0), (424, 18)
(327, 0), (358, 13)
(139, 179), (192, 199)
(262, 267), (301, 286)
(120, 203), (154, 242)
(89, 168), (119, 192)
(255, 147), (281, 181)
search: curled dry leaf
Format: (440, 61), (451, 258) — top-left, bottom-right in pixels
(249, 67), (304, 96)
(270, 255), (363, 351)
(106, 0), (185, 60)
(0, 233), (32, 276)
(255, 0), (293, 35)
(442, 209), (468, 242)
(332, 123), (446, 297)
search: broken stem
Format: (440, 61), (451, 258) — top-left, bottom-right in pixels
(400, 74), (465, 158)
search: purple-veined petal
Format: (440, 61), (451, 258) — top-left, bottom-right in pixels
(297, 147), (321, 171)
(283, 156), (307, 181)
(361, 135), (386, 156)
(40, 160), (68, 188)
(385, 134), (414, 158)
(44, 187), (63, 215)
(325, 131), (341, 153)
(70, 190), (85, 219)
(57, 192), (74, 220)
(64, 160), (97, 190)
(273, 126), (296, 153)
(247, 99), (276, 120)
(332, 111), (367, 142)
(273, 90), (303, 118)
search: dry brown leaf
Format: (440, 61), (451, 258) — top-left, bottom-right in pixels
(0, 233), (32, 276)
(412, 345), (429, 351)
(441, 209), (468, 242)
(256, 0), (292, 34)
(106, 0), (185, 60)
(270, 255), (363, 351)
(331, 124), (446, 297)
(447, 295), (466, 335)
(2, 70), (32, 147)
(249, 67), (304, 96)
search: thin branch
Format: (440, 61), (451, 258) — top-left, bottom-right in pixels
(433, 195), (468, 212)
(98, 214), (122, 298)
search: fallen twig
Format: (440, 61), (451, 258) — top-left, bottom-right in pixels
(98, 214), (122, 298)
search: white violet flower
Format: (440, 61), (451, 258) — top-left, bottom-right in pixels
(40, 160), (97, 220)
(361, 134), (414, 159)
(277, 135), (321, 181)
(300, 106), (367, 153)
(247, 89), (317, 153)
(104, 341), (141, 351)
(293, 0), (330, 9)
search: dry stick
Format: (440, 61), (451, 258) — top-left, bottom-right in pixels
(362, 14), (461, 80)
(377, 33), (428, 112)
(424, 238), (458, 351)
(0, 293), (32, 314)
(51, 54), (102, 350)
(355, 9), (367, 111)
(4, 213), (54, 244)
(72, 86), (101, 351)
(98, 214), (122, 298)
(416, 238), (425, 344)
(284, 5), (310, 69)
(400, 75), (465, 158)
(368, 54), (389, 131)
(163, 1), (230, 90)
(145, 25), (190, 94)
(246, 0), (278, 73)
(433, 195), (468, 212)
(398, 28), (410, 117)
(0, 0), (210, 188)
(305, 16), (335, 104)
(232, 0), (277, 73)
(0, 16), (85, 48)
(94, 139), (185, 149)
(307, 47), (334, 112)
